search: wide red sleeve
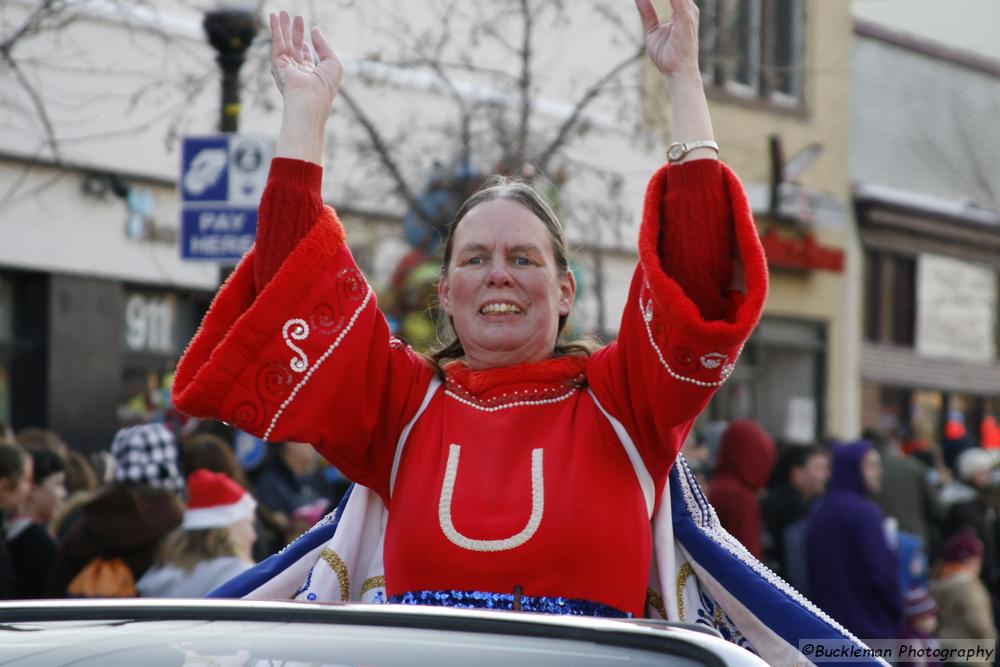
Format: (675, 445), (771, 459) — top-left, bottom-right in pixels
(587, 159), (768, 494)
(172, 166), (436, 505)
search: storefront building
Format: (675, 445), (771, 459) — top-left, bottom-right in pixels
(856, 189), (1000, 446)
(852, 21), (1000, 448)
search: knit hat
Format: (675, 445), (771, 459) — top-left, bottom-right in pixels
(943, 528), (984, 564)
(182, 469), (256, 530)
(904, 586), (938, 619)
(956, 447), (995, 482)
(111, 423), (184, 491)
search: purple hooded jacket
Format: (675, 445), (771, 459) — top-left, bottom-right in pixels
(805, 441), (903, 640)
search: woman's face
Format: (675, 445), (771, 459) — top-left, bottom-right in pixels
(29, 471), (67, 522)
(860, 448), (882, 494)
(228, 516), (257, 561)
(438, 199), (576, 369)
(0, 457), (33, 513)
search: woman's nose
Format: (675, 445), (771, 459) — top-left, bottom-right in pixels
(485, 261), (515, 287)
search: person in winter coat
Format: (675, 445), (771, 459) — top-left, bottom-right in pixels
(929, 529), (996, 667)
(868, 428), (944, 556)
(760, 443), (829, 577)
(7, 448), (66, 598)
(946, 447), (1000, 597)
(806, 440), (903, 641)
(45, 423), (184, 597)
(707, 420), (776, 558)
(138, 469), (256, 598)
(0, 441), (32, 599)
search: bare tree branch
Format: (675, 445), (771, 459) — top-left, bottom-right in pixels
(2, 51), (61, 160)
(536, 43), (644, 174)
(513, 0), (532, 166)
(337, 86), (437, 224)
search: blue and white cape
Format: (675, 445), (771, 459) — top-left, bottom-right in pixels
(212, 455), (886, 666)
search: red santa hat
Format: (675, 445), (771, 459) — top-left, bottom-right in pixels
(182, 469), (257, 530)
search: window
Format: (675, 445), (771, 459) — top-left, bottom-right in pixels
(694, 0), (805, 104)
(863, 250), (916, 346)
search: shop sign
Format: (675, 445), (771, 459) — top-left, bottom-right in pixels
(759, 228), (844, 272)
(916, 254), (997, 362)
(124, 292), (177, 354)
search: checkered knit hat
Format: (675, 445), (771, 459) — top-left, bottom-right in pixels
(111, 423), (184, 491)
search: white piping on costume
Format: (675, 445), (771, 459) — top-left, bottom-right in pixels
(262, 289), (374, 441)
(639, 295), (741, 388)
(444, 388), (576, 412)
(439, 444), (544, 552)
(588, 390), (655, 518)
(389, 377), (442, 497)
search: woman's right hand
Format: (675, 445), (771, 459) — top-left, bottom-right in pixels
(269, 11), (342, 113)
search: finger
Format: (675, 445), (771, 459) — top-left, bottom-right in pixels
(669, 0), (696, 21)
(268, 12), (279, 55)
(312, 26), (339, 64)
(291, 15), (306, 62)
(269, 13), (286, 58)
(279, 10), (293, 54)
(634, 0), (660, 34)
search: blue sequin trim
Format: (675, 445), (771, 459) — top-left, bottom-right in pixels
(387, 590), (632, 618)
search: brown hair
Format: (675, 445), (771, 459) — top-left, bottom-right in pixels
(155, 526), (243, 571)
(0, 440), (28, 481)
(431, 176), (598, 365)
(182, 433), (249, 488)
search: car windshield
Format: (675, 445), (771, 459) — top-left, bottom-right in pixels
(0, 619), (710, 666)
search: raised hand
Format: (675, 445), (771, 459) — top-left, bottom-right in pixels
(269, 11), (342, 111)
(634, 0), (700, 80)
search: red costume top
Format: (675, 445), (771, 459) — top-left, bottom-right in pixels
(173, 158), (767, 617)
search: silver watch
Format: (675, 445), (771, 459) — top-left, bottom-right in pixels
(666, 140), (720, 163)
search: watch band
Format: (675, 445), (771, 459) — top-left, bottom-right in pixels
(666, 140), (720, 163)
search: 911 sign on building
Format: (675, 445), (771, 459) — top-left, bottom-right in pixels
(180, 135), (274, 261)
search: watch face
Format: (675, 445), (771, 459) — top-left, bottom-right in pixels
(667, 144), (685, 161)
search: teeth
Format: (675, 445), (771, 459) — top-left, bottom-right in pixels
(480, 303), (522, 314)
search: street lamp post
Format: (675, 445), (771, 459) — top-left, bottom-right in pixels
(202, 7), (259, 133)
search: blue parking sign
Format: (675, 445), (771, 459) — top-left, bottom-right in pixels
(182, 137), (230, 202)
(180, 134), (273, 261)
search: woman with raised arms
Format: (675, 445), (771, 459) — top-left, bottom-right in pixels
(173, 0), (766, 619)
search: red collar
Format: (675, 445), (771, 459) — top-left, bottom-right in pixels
(443, 355), (588, 398)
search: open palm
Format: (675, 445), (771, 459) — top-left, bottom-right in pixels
(270, 11), (342, 108)
(635, 0), (700, 78)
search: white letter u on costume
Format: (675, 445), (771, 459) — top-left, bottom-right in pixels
(438, 444), (543, 552)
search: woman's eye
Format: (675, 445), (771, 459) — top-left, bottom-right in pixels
(514, 257), (533, 266)
(465, 257), (483, 265)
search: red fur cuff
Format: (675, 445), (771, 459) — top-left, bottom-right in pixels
(637, 161), (767, 349)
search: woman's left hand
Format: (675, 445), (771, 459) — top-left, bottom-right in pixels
(635, 0), (701, 80)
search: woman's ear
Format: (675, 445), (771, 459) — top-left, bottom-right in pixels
(559, 269), (577, 317)
(437, 276), (452, 316)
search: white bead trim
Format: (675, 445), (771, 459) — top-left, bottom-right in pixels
(262, 288), (374, 441)
(674, 454), (878, 657)
(444, 388), (577, 412)
(438, 444), (544, 552)
(640, 296), (740, 388)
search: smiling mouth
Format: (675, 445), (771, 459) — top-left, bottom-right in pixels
(479, 302), (523, 314)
